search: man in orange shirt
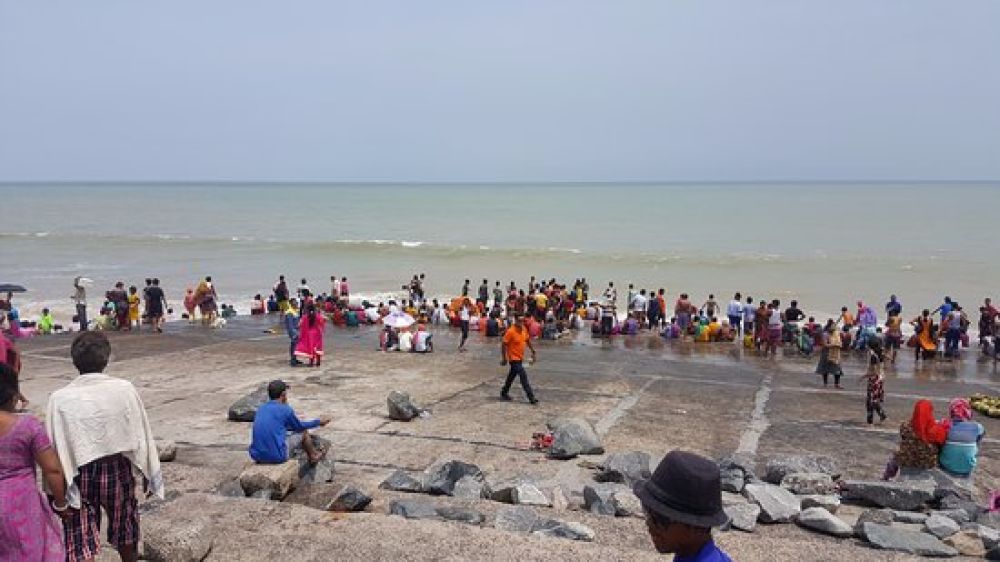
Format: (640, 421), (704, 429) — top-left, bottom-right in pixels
(501, 314), (538, 405)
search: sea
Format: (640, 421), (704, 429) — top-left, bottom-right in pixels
(1, 183), (997, 325)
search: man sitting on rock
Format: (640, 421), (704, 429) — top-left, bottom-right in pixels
(634, 450), (732, 561)
(249, 380), (330, 465)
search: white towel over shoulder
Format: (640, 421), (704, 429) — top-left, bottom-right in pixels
(46, 374), (165, 508)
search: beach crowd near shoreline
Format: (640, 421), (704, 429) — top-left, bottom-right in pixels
(2, 270), (1000, 560)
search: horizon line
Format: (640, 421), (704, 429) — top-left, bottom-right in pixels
(1, 179), (998, 187)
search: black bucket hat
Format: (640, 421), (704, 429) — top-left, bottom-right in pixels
(634, 450), (728, 528)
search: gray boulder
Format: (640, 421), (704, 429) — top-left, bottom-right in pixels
(892, 510), (929, 524)
(389, 500), (442, 521)
(547, 418), (604, 459)
(141, 516), (214, 562)
(855, 509), (895, 538)
(743, 482), (800, 523)
(780, 473), (835, 496)
(610, 490), (643, 518)
(387, 391), (421, 421)
(724, 502), (761, 532)
(422, 459), (485, 496)
(840, 479), (936, 511)
(718, 454), (755, 493)
(379, 469), (423, 493)
(489, 479), (528, 504)
(437, 507), (486, 525)
(583, 483), (627, 516)
(763, 454), (839, 484)
(452, 475), (490, 499)
(298, 457), (336, 486)
(861, 522), (959, 557)
(325, 485), (372, 512)
(925, 513), (961, 539)
(800, 495), (840, 514)
(899, 467), (976, 502)
(494, 506), (541, 532)
(157, 441), (177, 462)
(720, 468), (747, 494)
(290, 434), (333, 484)
(795, 507), (854, 538)
(932, 509), (971, 525)
(227, 383), (269, 422)
(511, 483), (551, 507)
(939, 496), (985, 521)
(532, 519), (595, 542)
(595, 451), (651, 486)
(239, 460), (298, 499)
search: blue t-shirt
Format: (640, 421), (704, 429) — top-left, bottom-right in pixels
(676, 540), (732, 562)
(249, 400), (320, 463)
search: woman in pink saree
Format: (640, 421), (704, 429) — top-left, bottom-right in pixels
(0, 363), (68, 561)
(295, 303), (326, 367)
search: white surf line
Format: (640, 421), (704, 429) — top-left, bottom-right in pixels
(735, 373), (774, 458)
(594, 378), (657, 436)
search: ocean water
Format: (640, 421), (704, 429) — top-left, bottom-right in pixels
(1, 183), (997, 324)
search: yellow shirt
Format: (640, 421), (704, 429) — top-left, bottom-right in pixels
(535, 294), (548, 309)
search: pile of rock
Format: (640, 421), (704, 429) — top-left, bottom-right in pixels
(715, 454), (1000, 558)
(380, 459), (490, 499)
(378, 457), (596, 541)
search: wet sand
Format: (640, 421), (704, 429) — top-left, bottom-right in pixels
(15, 317), (1000, 561)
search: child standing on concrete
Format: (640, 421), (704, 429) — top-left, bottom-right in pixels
(862, 340), (888, 425)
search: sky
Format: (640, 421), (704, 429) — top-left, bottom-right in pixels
(1, 1), (999, 183)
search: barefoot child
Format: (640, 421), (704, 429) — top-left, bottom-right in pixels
(128, 286), (141, 331)
(861, 340), (888, 425)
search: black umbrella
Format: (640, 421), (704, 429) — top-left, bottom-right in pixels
(0, 284), (26, 293)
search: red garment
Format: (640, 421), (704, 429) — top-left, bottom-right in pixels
(910, 399), (951, 446)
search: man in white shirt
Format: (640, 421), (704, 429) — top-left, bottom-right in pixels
(330, 276), (340, 298)
(603, 282), (617, 308)
(727, 292), (744, 336)
(398, 329), (413, 352)
(414, 325), (434, 353)
(631, 290), (648, 327)
(48, 332), (163, 562)
(431, 303), (448, 325)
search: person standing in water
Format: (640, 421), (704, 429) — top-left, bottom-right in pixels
(71, 276), (88, 332)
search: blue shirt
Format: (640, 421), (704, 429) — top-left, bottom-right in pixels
(284, 312), (300, 340)
(675, 540), (732, 562)
(249, 400), (320, 463)
(939, 420), (985, 476)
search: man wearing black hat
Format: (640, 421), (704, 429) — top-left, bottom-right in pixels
(634, 450), (732, 561)
(249, 380), (330, 464)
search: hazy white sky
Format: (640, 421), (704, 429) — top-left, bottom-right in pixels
(1, 1), (998, 182)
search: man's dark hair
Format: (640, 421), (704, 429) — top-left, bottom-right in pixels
(0, 363), (19, 408)
(152, 278), (160, 286)
(71, 331), (111, 374)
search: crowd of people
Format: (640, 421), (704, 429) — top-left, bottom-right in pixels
(3, 267), (999, 561)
